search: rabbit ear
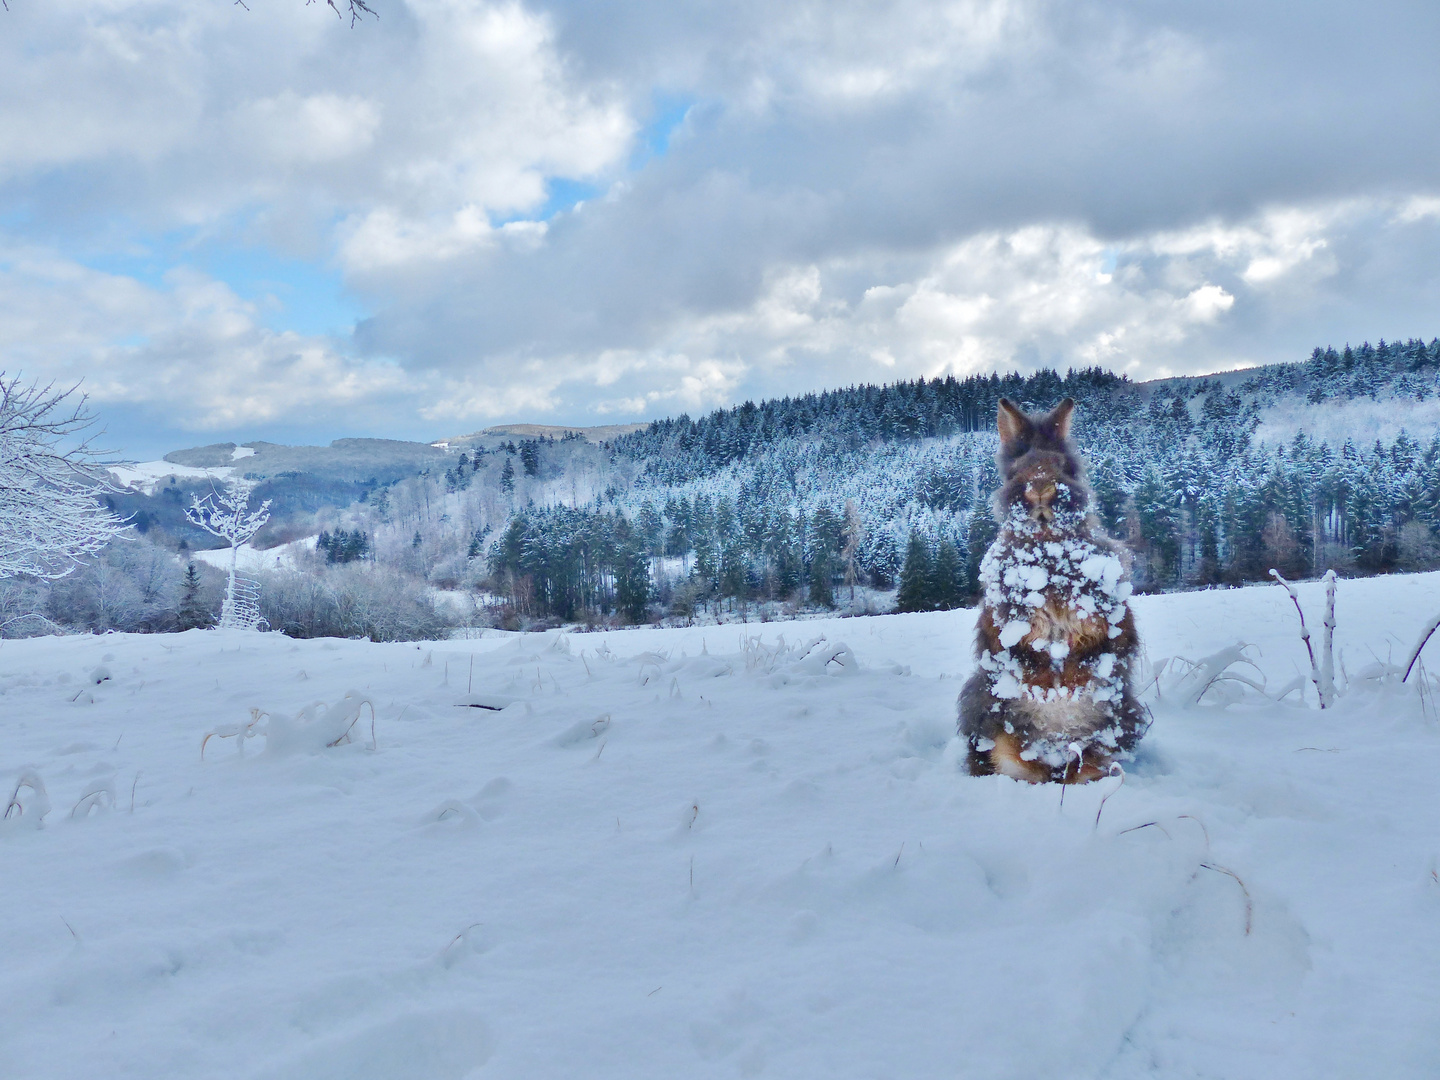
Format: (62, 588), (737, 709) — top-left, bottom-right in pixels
(997, 398), (1030, 446)
(1049, 398), (1075, 440)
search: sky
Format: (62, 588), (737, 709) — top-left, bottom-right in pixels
(1, 0), (1438, 458)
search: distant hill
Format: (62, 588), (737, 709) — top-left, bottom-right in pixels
(435, 422), (648, 449)
(163, 438), (447, 482)
(108, 336), (1440, 600)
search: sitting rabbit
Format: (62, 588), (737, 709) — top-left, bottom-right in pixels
(958, 397), (1149, 782)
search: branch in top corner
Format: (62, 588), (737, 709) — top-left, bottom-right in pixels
(309, 0), (379, 27)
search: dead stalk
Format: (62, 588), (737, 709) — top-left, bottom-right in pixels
(69, 788), (112, 818)
(1403, 611), (1440, 683)
(1092, 763), (1125, 830)
(1200, 862), (1253, 935)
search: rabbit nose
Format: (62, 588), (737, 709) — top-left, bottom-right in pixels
(1025, 481), (1056, 520)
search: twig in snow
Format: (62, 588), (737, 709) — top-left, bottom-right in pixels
(893, 841), (905, 867)
(1402, 609), (1440, 683)
(438, 922), (484, 959)
(1059, 743), (1084, 803)
(1117, 821), (1172, 840)
(468, 654), (474, 695)
(326, 697), (377, 749)
(60, 916), (78, 941)
(1199, 862), (1253, 935)
(4, 772), (47, 820)
(1321, 570), (1337, 698)
(1177, 813), (1212, 850)
(129, 772), (140, 813)
(69, 787), (113, 819)
(648, 986), (662, 996)
(1092, 763), (1125, 830)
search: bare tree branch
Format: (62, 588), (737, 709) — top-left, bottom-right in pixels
(307, 0), (378, 28)
(0, 374), (126, 580)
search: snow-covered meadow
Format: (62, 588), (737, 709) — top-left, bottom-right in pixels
(3, 575), (1439, 1079)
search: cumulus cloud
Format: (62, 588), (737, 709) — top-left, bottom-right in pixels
(0, 245), (409, 433)
(0, 0), (1438, 448)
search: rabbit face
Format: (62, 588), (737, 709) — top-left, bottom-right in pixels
(993, 397), (1087, 522)
(1011, 455), (1083, 523)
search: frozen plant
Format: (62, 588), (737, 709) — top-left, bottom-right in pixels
(0, 375), (125, 580)
(186, 475), (271, 630)
(2, 771), (50, 829)
(1402, 609), (1440, 683)
(1155, 644), (1268, 707)
(202, 693), (376, 759)
(1268, 569), (1337, 708)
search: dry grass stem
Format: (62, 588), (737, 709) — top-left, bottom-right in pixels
(1200, 862), (1254, 935)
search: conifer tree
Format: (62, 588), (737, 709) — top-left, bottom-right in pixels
(808, 546), (834, 607)
(896, 531), (933, 612)
(840, 499), (865, 600)
(613, 518), (651, 623)
(965, 502), (997, 597)
(176, 563), (212, 630)
(930, 540), (965, 610)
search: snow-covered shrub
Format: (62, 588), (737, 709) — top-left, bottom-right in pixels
(44, 539), (176, 633)
(257, 563), (453, 641)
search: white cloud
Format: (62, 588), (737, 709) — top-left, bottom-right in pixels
(232, 92), (382, 165)
(2, 1), (1439, 446)
(0, 1), (634, 232)
(0, 247), (405, 430)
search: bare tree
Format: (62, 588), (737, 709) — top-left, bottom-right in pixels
(187, 476), (271, 630)
(0, 375), (125, 580)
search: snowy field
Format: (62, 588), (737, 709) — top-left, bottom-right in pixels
(3, 575), (1439, 1079)
(190, 538), (315, 576)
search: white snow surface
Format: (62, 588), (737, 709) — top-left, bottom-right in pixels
(108, 461), (233, 495)
(191, 537), (314, 575)
(3, 574), (1440, 1078)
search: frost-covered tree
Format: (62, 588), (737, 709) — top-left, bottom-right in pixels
(840, 499), (866, 600)
(186, 476), (271, 630)
(0, 375), (125, 580)
(930, 540), (966, 610)
(896, 531), (933, 612)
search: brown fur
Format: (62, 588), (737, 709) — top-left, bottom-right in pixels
(959, 398), (1150, 783)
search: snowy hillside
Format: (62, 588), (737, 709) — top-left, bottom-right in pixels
(3, 575), (1439, 1078)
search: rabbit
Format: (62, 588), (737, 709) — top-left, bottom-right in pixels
(958, 397), (1149, 783)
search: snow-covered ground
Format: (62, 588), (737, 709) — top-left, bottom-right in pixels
(108, 460), (234, 496)
(190, 537), (315, 575)
(3, 574), (1439, 1078)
